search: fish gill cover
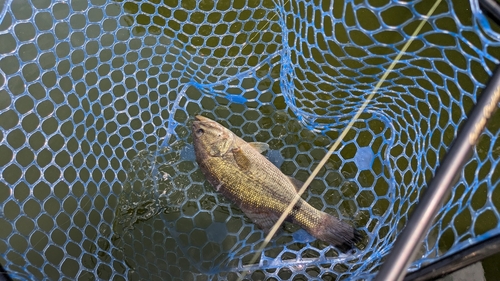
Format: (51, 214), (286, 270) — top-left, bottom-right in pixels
(0, 0), (499, 280)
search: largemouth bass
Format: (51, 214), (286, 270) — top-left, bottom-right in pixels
(192, 115), (362, 250)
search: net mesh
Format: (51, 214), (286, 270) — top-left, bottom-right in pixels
(0, 0), (500, 280)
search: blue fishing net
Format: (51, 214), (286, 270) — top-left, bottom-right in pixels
(0, 0), (499, 280)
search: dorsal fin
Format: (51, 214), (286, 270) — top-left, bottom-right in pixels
(248, 142), (269, 154)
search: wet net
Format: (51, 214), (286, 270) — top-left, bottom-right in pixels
(1, 0), (500, 280)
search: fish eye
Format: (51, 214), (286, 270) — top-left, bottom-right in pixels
(196, 128), (204, 136)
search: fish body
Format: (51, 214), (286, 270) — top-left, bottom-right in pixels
(192, 115), (361, 250)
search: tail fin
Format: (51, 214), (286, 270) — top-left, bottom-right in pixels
(310, 212), (362, 251)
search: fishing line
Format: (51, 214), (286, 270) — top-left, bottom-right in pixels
(237, 0), (443, 279)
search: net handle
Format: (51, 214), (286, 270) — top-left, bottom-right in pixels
(374, 66), (500, 281)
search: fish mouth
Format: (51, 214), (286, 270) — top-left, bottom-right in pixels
(192, 115), (212, 130)
(192, 115), (210, 134)
(194, 115), (211, 122)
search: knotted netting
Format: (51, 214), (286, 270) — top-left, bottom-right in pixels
(0, 0), (499, 280)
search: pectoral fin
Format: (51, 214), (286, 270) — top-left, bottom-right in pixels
(248, 142), (269, 154)
(287, 176), (307, 192)
(232, 147), (251, 170)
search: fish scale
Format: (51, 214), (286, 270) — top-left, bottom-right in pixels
(211, 145), (299, 212)
(208, 155), (288, 213)
(192, 115), (362, 251)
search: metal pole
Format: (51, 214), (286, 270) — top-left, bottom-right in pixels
(374, 66), (500, 281)
(0, 262), (13, 281)
(479, 0), (500, 26)
(404, 234), (500, 281)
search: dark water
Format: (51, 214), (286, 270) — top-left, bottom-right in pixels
(1, 0), (499, 280)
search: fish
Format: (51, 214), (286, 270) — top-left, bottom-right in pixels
(192, 115), (362, 250)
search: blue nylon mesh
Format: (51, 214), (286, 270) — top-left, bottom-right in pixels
(0, 0), (499, 280)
